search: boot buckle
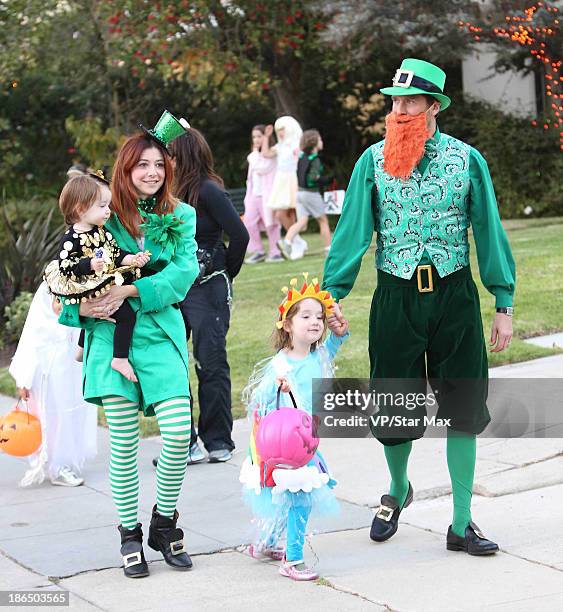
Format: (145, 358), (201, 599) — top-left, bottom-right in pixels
(123, 551), (142, 568)
(170, 539), (186, 556)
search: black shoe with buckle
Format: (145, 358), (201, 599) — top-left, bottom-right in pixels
(370, 482), (414, 542)
(118, 523), (149, 578)
(148, 505), (192, 570)
(446, 521), (499, 556)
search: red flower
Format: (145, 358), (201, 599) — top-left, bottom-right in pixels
(67, 147), (77, 154)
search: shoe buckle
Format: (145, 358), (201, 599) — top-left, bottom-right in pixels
(470, 521), (486, 539)
(123, 552), (142, 568)
(170, 539), (186, 556)
(375, 504), (395, 522)
(416, 265), (434, 293)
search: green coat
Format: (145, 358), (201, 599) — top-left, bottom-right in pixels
(59, 203), (199, 415)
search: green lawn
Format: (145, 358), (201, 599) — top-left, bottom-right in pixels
(225, 217), (563, 423)
(2, 218), (562, 437)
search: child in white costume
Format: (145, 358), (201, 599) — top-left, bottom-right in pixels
(263, 116), (308, 258)
(9, 282), (97, 487)
(266, 116), (302, 212)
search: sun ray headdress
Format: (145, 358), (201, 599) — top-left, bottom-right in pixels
(276, 273), (334, 329)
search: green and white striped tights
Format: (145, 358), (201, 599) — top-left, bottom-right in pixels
(102, 396), (191, 529)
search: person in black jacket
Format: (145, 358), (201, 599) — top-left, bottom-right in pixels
(170, 128), (249, 463)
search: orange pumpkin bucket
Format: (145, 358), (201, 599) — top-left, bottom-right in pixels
(0, 401), (42, 457)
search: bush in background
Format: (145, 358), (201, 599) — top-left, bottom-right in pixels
(2, 291), (32, 346)
(440, 96), (562, 218)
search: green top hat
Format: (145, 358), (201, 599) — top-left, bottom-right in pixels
(140, 110), (190, 155)
(380, 58), (451, 110)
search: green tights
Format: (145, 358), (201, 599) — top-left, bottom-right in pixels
(383, 428), (476, 537)
(102, 396), (191, 530)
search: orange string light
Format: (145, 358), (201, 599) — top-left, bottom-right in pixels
(459, 2), (561, 146)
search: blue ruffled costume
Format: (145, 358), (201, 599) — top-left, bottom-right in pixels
(240, 332), (349, 561)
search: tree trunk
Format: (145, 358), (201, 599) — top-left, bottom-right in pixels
(271, 79), (303, 123)
(88, 0), (120, 129)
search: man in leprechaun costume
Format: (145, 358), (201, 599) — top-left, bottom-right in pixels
(322, 59), (515, 555)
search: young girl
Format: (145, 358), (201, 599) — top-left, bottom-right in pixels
(278, 129), (333, 260)
(45, 175), (149, 381)
(243, 125), (282, 264)
(9, 282), (97, 487)
(240, 274), (349, 581)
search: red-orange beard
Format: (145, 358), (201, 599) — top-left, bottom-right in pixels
(383, 112), (431, 180)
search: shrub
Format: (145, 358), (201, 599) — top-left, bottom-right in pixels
(440, 97), (562, 218)
(0, 201), (63, 311)
(2, 291), (33, 345)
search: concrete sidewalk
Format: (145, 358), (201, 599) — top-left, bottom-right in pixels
(1, 356), (562, 611)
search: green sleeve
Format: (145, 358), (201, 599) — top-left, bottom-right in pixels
(133, 203), (199, 313)
(58, 302), (96, 330)
(469, 149), (516, 308)
(307, 157), (322, 188)
(322, 147), (376, 301)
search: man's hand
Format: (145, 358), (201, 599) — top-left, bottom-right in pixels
(490, 312), (513, 353)
(264, 124), (274, 137)
(18, 387), (30, 401)
(90, 257), (104, 273)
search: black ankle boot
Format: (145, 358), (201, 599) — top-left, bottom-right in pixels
(148, 505), (192, 570)
(118, 523), (149, 578)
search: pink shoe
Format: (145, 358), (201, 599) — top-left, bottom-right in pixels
(248, 543), (285, 561)
(279, 558), (319, 581)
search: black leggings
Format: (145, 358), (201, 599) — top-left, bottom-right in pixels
(78, 300), (136, 359)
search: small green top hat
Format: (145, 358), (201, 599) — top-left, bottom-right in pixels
(380, 58), (451, 110)
(140, 110), (190, 155)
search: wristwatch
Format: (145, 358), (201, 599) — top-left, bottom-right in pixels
(496, 307), (514, 316)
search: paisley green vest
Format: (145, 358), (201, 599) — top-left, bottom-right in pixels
(372, 133), (471, 279)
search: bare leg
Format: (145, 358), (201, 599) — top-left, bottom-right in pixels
(275, 209), (294, 231)
(317, 215), (332, 249)
(285, 217), (309, 244)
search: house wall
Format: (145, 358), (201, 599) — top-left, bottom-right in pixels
(461, 44), (537, 118)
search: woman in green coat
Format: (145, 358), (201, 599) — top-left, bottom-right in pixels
(59, 118), (199, 578)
